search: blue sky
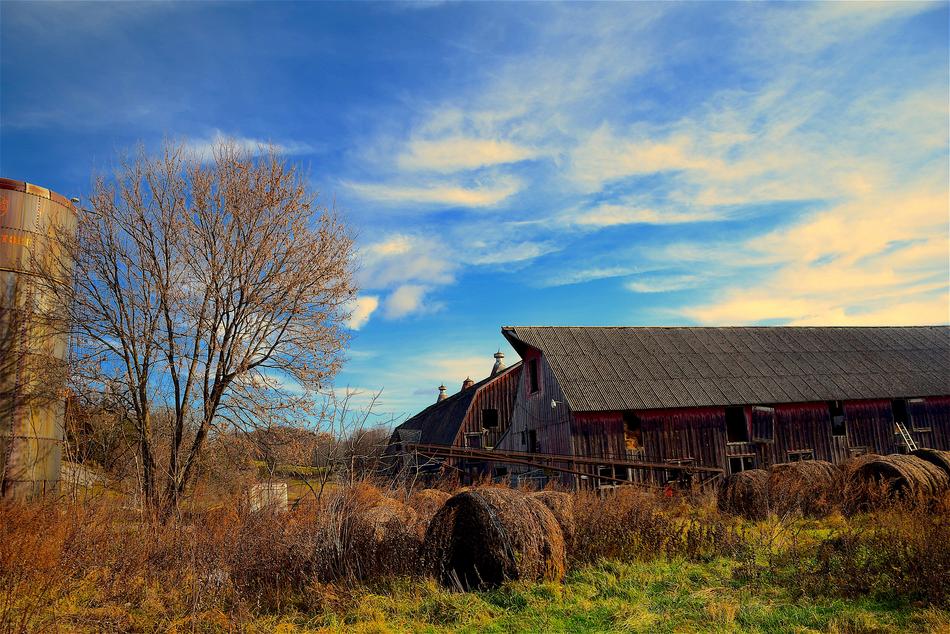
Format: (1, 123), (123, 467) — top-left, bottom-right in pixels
(2, 1), (948, 422)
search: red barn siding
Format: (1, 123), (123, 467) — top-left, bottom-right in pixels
(909, 397), (950, 450)
(773, 403), (837, 463)
(571, 412), (625, 460)
(844, 399), (896, 455)
(638, 407), (728, 470)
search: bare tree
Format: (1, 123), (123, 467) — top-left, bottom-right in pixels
(36, 140), (356, 515)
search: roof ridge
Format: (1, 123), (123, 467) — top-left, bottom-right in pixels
(505, 325), (950, 329)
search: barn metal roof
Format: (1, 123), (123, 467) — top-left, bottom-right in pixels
(502, 326), (950, 412)
(389, 362), (522, 446)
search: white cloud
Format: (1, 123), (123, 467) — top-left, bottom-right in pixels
(397, 136), (536, 172)
(356, 234), (454, 319)
(384, 284), (431, 319)
(347, 295), (379, 330)
(359, 233), (455, 290)
(431, 355), (494, 386)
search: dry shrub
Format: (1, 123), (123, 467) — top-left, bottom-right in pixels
(768, 460), (840, 517)
(718, 470), (769, 520)
(845, 454), (950, 513)
(229, 506), (317, 608)
(306, 481), (422, 582)
(421, 487), (565, 590)
(572, 487), (742, 566)
(529, 491), (575, 551)
(0, 498), (251, 629)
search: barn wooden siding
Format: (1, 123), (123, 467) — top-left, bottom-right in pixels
(453, 365), (522, 450)
(843, 399), (896, 456)
(495, 348), (575, 484)
(908, 396), (950, 450)
(561, 397), (950, 483)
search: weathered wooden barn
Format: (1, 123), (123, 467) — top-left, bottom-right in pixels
(385, 353), (521, 479)
(492, 326), (950, 486)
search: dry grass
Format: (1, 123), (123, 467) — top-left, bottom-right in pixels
(1, 478), (948, 631)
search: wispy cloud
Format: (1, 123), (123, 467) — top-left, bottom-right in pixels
(184, 130), (315, 161)
(396, 136), (536, 172)
(572, 201), (718, 227)
(625, 273), (706, 294)
(345, 177), (521, 207)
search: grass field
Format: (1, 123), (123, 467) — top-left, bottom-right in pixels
(205, 558), (949, 633)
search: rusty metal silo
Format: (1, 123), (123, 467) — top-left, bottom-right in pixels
(0, 178), (77, 499)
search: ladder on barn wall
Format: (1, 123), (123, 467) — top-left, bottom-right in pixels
(895, 420), (918, 452)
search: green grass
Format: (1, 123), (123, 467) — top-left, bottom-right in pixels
(236, 558), (947, 633)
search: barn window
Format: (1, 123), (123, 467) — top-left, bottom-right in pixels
(465, 433), (482, 449)
(527, 429), (538, 453)
(528, 358), (540, 393)
(623, 412), (643, 452)
(725, 407), (749, 443)
(751, 406), (775, 443)
(728, 455), (756, 474)
(828, 401), (846, 436)
(482, 408), (499, 429)
(891, 398), (908, 424)
(788, 450), (814, 462)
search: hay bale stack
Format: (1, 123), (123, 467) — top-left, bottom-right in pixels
(912, 449), (950, 478)
(530, 491), (576, 550)
(841, 453), (881, 477)
(717, 469), (769, 520)
(421, 487), (566, 590)
(768, 460), (840, 517)
(846, 454), (950, 511)
(347, 495), (421, 579)
(408, 489), (451, 529)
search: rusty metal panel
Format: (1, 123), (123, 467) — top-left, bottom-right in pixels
(1, 184), (76, 500)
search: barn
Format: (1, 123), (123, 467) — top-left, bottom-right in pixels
(491, 325), (950, 487)
(385, 352), (522, 480)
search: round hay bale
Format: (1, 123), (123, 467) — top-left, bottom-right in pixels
(717, 469), (769, 520)
(408, 488), (451, 521)
(347, 496), (420, 579)
(912, 448), (950, 478)
(846, 454), (950, 512)
(768, 460), (840, 517)
(529, 491), (575, 550)
(841, 453), (880, 476)
(421, 487), (566, 590)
